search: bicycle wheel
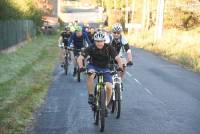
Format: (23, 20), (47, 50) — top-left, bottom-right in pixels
(111, 100), (115, 113)
(64, 57), (68, 75)
(114, 83), (121, 119)
(99, 88), (106, 132)
(94, 108), (99, 125)
(77, 68), (81, 82)
(93, 85), (99, 125)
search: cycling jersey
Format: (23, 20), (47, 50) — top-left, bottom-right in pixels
(83, 44), (117, 68)
(107, 34), (130, 54)
(88, 32), (96, 45)
(68, 32), (92, 49)
(61, 31), (72, 46)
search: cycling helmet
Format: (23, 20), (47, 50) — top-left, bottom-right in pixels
(64, 26), (70, 31)
(75, 26), (82, 32)
(112, 23), (123, 32)
(94, 31), (106, 41)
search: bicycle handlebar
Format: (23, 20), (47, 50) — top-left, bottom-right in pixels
(86, 68), (123, 76)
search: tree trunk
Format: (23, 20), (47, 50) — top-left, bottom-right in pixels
(131, 0), (135, 23)
(142, 0), (147, 30)
(154, 0), (165, 41)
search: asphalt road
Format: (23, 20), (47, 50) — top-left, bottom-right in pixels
(28, 4), (200, 134)
(28, 48), (200, 134)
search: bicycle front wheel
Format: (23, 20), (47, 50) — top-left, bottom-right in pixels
(99, 88), (106, 132)
(77, 68), (81, 82)
(114, 83), (121, 119)
(64, 57), (68, 75)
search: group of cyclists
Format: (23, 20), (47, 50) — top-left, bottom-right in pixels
(58, 20), (133, 117)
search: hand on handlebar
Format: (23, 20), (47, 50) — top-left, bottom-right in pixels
(58, 43), (64, 48)
(117, 67), (124, 72)
(79, 67), (86, 72)
(127, 61), (133, 66)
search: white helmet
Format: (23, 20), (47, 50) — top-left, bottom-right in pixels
(112, 23), (123, 32)
(94, 31), (106, 41)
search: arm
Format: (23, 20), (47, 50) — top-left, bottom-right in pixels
(68, 33), (74, 47)
(77, 47), (90, 68)
(58, 32), (64, 47)
(115, 55), (123, 69)
(121, 35), (133, 62)
(84, 32), (92, 46)
(109, 45), (123, 69)
(58, 36), (63, 47)
(77, 55), (85, 68)
(124, 43), (133, 62)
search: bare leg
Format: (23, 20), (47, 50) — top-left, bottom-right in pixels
(87, 74), (95, 95)
(105, 82), (112, 106)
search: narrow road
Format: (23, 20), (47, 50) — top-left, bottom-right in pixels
(28, 48), (200, 134)
(28, 5), (200, 134)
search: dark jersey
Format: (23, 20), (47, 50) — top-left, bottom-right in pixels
(61, 31), (71, 46)
(109, 35), (130, 54)
(68, 32), (91, 49)
(88, 32), (95, 45)
(83, 44), (117, 68)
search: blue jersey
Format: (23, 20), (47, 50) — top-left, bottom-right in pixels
(68, 32), (92, 49)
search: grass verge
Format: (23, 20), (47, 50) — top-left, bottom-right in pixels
(128, 27), (200, 72)
(0, 34), (59, 133)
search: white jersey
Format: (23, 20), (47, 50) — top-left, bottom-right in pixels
(105, 34), (128, 45)
(105, 34), (129, 57)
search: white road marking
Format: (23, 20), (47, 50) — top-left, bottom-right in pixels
(132, 77), (166, 105)
(134, 78), (142, 85)
(126, 71), (132, 77)
(133, 77), (153, 96)
(144, 88), (153, 95)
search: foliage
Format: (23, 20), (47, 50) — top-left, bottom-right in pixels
(128, 27), (200, 72)
(0, 0), (44, 28)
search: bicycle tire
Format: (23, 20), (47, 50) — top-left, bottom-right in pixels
(94, 109), (99, 125)
(114, 83), (121, 119)
(77, 68), (81, 82)
(111, 100), (115, 113)
(94, 85), (99, 125)
(99, 88), (106, 132)
(64, 57), (68, 75)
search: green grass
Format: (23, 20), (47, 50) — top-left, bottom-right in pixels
(0, 34), (59, 134)
(128, 26), (200, 72)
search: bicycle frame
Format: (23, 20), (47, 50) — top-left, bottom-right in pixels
(95, 74), (106, 109)
(112, 73), (122, 101)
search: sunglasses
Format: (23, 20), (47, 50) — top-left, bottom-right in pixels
(113, 32), (120, 35)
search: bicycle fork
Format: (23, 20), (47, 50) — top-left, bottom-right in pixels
(112, 74), (122, 101)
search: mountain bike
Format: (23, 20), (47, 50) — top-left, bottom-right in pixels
(63, 46), (73, 75)
(88, 70), (112, 132)
(110, 64), (123, 119)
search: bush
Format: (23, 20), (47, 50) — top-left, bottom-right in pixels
(0, 0), (44, 31)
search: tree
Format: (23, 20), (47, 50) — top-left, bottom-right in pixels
(154, 0), (165, 41)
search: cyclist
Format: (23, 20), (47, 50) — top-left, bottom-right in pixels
(108, 23), (133, 79)
(82, 23), (90, 34)
(58, 26), (72, 67)
(88, 26), (96, 44)
(68, 25), (92, 76)
(77, 31), (123, 111)
(68, 22), (76, 32)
